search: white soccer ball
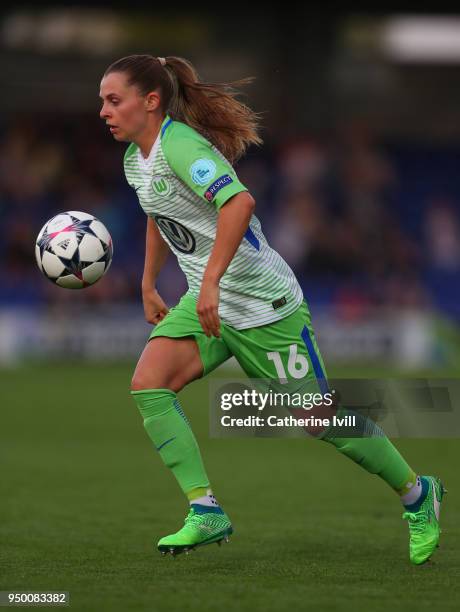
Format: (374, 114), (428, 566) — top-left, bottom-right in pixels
(35, 210), (113, 289)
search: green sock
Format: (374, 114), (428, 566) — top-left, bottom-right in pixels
(131, 388), (210, 496)
(322, 410), (414, 491)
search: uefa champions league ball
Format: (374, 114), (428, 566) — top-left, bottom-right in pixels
(35, 210), (113, 289)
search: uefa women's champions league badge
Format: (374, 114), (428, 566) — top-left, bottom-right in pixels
(190, 159), (217, 186)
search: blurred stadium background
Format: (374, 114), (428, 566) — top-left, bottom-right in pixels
(1, 8), (459, 612)
(0, 9), (460, 369)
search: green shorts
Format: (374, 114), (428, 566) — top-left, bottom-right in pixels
(150, 292), (328, 391)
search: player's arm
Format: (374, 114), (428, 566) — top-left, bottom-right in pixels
(142, 216), (169, 290)
(203, 191), (256, 283)
(162, 123), (251, 336)
(142, 216), (170, 324)
(199, 192), (255, 337)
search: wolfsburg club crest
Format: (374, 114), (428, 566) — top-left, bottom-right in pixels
(151, 176), (171, 196)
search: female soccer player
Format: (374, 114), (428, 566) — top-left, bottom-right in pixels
(99, 55), (445, 563)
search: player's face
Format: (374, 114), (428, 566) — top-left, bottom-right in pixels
(99, 72), (150, 142)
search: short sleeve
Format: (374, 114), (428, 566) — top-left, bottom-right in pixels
(162, 122), (248, 209)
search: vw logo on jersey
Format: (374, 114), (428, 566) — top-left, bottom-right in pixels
(154, 215), (196, 254)
(151, 176), (171, 196)
(190, 159), (217, 186)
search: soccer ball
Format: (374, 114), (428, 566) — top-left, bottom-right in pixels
(35, 210), (113, 289)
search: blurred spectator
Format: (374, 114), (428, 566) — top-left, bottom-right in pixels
(424, 197), (460, 271)
(0, 113), (458, 322)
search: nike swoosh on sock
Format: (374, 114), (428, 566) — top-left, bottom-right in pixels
(155, 436), (176, 451)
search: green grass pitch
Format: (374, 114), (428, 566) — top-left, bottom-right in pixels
(1, 362), (459, 611)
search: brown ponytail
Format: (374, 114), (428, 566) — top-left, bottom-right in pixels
(104, 54), (263, 163)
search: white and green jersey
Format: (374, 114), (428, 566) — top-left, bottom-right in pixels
(123, 114), (304, 329)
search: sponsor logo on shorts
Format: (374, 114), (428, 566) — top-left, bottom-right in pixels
(272, 296), (287, 310)
(204, 174), (234, 201)
(190, 159), (217, 186)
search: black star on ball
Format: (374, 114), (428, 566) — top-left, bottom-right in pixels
(67, 216), (99, 244)
(37, 215), (98, 260)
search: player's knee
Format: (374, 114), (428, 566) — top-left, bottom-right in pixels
(130, 369), (184, 392)
(131, 371), (170, 392)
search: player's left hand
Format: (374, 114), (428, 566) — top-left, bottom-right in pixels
(197, 278), (221, 338)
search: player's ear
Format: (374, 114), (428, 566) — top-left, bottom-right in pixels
(145, 91), (161, 112)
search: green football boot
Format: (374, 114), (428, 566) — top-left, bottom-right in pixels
(402, 476), (446, 565)
(158, 505), (233, 556)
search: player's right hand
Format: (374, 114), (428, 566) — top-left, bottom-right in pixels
(142, 287), (169, 324)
